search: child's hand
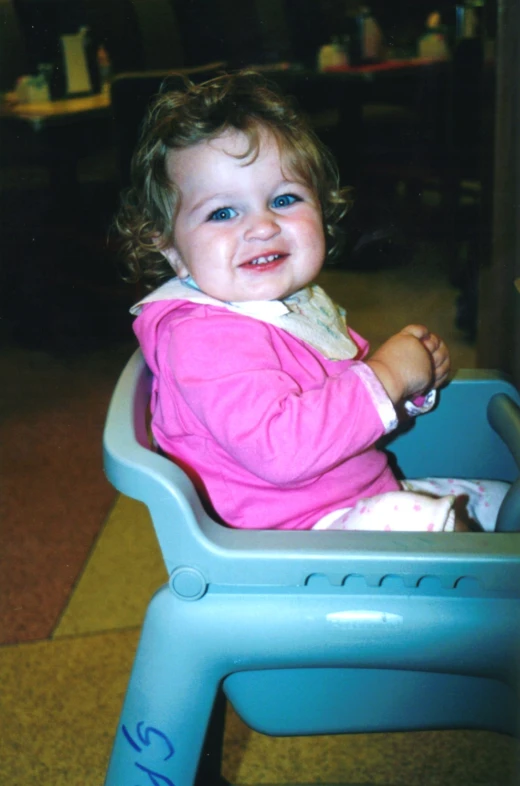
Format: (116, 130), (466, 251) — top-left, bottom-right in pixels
(420, 330), (450, 389)
(366, 324), (439, 405)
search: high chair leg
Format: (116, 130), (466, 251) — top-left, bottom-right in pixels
(104, 586), (223, 786)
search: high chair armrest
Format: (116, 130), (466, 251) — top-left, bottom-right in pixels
(488, 393), (520, 470)
(488, 393), (520, 532)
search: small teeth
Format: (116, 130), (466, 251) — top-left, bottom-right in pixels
(250, 254), (280, 265)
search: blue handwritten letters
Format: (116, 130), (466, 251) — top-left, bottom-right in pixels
(122, 722), (175, 786)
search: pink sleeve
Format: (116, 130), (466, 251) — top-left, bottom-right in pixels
(168, 313), (394, 486)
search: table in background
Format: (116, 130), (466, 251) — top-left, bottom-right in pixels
(0, 91), (112, 203)
(253, 58), (451, 187)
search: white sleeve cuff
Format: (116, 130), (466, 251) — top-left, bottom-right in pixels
(403, 389), (437, 416)
(350, 363), (398, 434)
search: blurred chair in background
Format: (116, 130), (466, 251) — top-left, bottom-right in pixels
(252, 67), (362, 180)
(355, 61), (451, 221)
(129, 0), (184, 71)
(350, 44), (488, 286)
(83, 0), (145, 74)
(0, 0), (28, 92)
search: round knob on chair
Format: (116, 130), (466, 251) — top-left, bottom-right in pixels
(169, 567), (207, 600)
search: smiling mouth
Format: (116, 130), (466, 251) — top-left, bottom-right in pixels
(241, 253), (286, 268)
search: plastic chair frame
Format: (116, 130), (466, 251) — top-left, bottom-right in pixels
(103, 349), (520, 785)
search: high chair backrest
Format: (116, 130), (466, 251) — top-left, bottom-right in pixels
(104, 349), (520, 594)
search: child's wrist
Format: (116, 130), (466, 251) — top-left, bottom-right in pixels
(366, 359), (403, 404)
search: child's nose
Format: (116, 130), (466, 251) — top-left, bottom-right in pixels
(244, 210), (281, 241)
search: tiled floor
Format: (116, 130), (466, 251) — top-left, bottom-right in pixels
(2, 169), (519, 785)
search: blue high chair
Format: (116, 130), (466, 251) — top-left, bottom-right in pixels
(103, 348), (520, 786)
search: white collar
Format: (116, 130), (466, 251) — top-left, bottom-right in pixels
(130, 276), (289, 318)
(131, 277), (358, 360)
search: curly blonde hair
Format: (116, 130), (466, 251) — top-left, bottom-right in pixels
(114, 70), (351, 289)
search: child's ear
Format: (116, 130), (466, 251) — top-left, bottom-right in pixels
(159, 245), (190, 279)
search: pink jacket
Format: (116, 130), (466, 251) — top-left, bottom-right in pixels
(133, 298), (401, 530)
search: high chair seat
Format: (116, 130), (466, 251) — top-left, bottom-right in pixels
(103, 349), (520, 785)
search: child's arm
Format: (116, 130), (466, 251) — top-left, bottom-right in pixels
(366, 324), (450, 406)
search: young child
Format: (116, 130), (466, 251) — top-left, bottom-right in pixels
(115, 71), (508, 533)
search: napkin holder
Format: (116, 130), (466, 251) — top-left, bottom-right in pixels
(60, 28), (95, 97)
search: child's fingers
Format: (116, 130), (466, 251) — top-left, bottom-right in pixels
(421, 337), (436, 355)
(435, 350), (450, 371)
(431, 341), (449, 368)
(433, 371), (450, 389)
(432, 353), (451, 387)
(435, 357), (450, 377)
(401, 324), (430, 340)
(421, 331), (441, 354)
(424, 334), (449, 366)
(427, 333), (450, 388)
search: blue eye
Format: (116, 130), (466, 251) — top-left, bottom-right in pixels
(272, 194), (300, 208)
(209, 207), (237, 221)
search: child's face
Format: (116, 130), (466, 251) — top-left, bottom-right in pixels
(163, 129), (326, 302)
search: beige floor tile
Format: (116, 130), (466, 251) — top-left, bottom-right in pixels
(54, 495), (167, 638)
(0, 630), (139, 786)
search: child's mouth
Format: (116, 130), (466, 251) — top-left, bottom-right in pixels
(241, 253), (286, 270)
